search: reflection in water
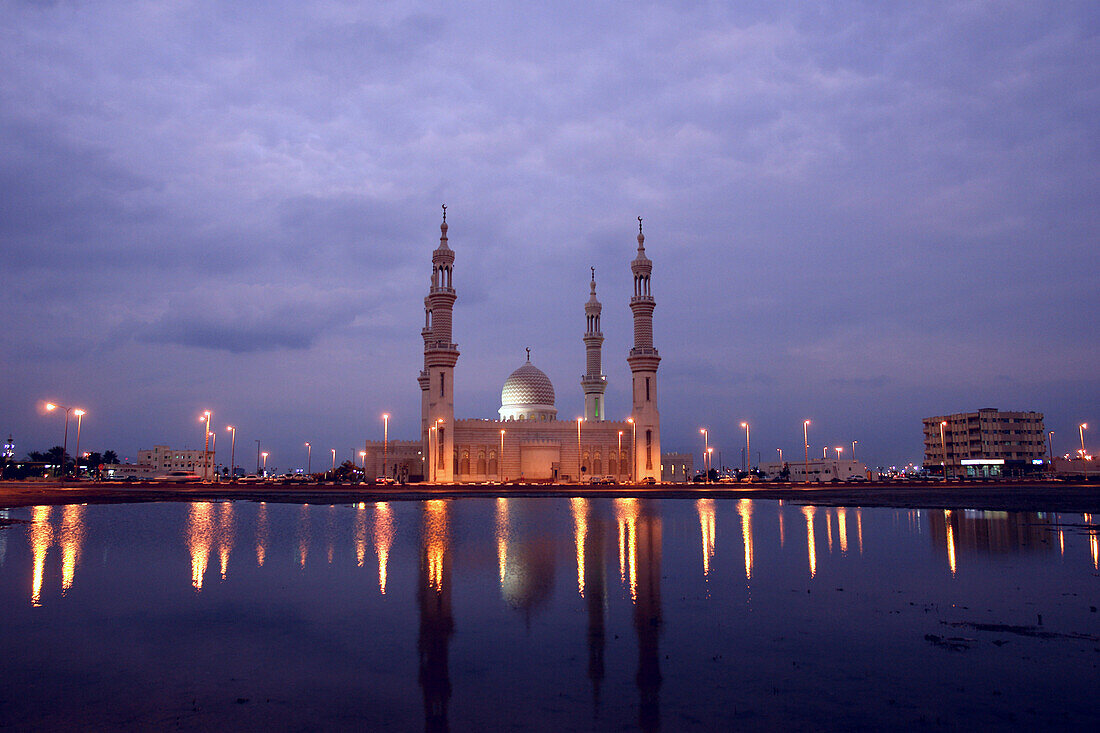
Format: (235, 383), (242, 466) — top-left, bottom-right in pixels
(418, 500), (452, 732)
(837, 508), (848, 555)
(30, 506), (52, 606)
(0, 509), (8, 567)
(187, 503), (214, 591)
(374, 502), (395, 594)
(217, 502), (234, 580)
(737, 499), (753, 581)
(495, 498), (509, 586)
(572, 498), (588, 596)
(856, 509), (864, 555)
(60, 504), (86, 594)
(615, 499), (639, 601)
(297, 505), (311, 568)
(802, 506), (817, 579)
(255, 502), (268, 567)
(355, 503), (367, 568)
(777, 503), (785, 548)
(826, 510), (833, 553)
(696, 499), (715, 580)
(944, 510), (957, 576)
(584, 511), (607, 715)
(633, 503), (663, 732)
(326, 505), (336, 565)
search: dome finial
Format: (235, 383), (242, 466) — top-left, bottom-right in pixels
(637, 216), (645, 249)
(526, 346), (530, 362)
(442, 203), (447, 223)
(638, 216), (643, 234)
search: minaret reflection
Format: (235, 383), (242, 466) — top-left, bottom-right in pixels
(837, 508), (849, 554)
(696, 499), (715, 581)
(572, 497), (588, 595)
(737, 499), (753, 581)
(614, 498), (639, 600)
(30, 505), (53, 606)
(187, 502), (215, 591)
(583, 508), (607, 716)
(802, 506), (817, 578)
(418, 499), (452, 732)
(633, 501), (663, 732)
(255, 502), (268, 567)
(60, 504), (86, 594)
(374, 502), (395, 594)
(217, 502), (234, 580)
(297, 504), (311, 568)
(355, 503), (367, 568)
(495, 498), (510, 586)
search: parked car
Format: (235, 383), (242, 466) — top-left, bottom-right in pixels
(376, 477), (397, 485)
(153, 471), (202, 483)
(237, 474), (262, 483)
(640, 476), (657, 485)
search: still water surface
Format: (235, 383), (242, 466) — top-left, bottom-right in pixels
(1, 499), (1097, 730)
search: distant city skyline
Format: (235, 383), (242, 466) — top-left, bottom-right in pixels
(2, 2), (1097, 468)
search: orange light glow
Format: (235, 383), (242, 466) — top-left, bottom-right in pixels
(30, 506), (52, 606)
(944, 510), (957, 576)
(837, 508), (848, 554)
(374, 502), (394, 594)
(495, 498), (509, 585)
(572, 497), (588, 596)
(802, 506), (817, 579)
(255, 502), (268, 567)
(59, 504), (85, 594)
(697, 498), (715, 580)
(615, 498), (639, 602)
(425, 500), (448, 592)
(218, 502), (234, 580)
(297, 504), (311, 568)
(187, 502), (214, 591)
(355, 503), (367, 567)
(737, 498), (754, 581)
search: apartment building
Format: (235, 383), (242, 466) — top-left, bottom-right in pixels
(922, 408), (1045, 477)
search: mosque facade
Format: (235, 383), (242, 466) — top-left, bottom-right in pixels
(368, 209), (662, 484)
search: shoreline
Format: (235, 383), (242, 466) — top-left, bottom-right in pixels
(1, 480), (1097, 513)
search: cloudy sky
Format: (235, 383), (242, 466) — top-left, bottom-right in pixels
(2, 1), (1097, 470)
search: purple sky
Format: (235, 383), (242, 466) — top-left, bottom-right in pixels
(2, 1), (1097, 470)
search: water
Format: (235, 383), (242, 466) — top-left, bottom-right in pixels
(0, 499), (1097, 730)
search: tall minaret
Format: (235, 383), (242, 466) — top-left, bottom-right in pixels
(422, 205), (459, 482)
(581, 267), (607, 421)
(627, 217), (661, 481)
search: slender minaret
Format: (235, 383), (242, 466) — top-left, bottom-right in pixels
(581, 267), (607, 421)
(627, 217), (661, 481)
(422, 205), (459, 482)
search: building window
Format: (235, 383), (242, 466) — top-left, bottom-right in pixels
(645, 429), (652, 469)
(645, 377), (650, 401)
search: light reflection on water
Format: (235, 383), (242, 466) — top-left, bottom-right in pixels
(3, 498), (1098, 730)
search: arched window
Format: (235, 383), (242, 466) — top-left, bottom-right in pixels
(609, 456), (617, 476)
(488, 451), (498, 476)
(476, 451), (487, 475)
(593, 453), (602, 475)
(459, 450), (469, 476)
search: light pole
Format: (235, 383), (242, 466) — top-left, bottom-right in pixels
(1081, 423), (1089, 481)
(940, 421), (948, 479)
(382, 413), (390, 479)
(44, 402), (73, 477)
(1047, 431), (1054, 469)
(500, 429), (505, 482)
(707, 447), (714, 480)
(851, 440), (858, 462)
(199, 411), (212, 481)
(835, 446), (842, 461)
(777, 447), (783, 463)
(305, 442), (312, 476)
(331, 448), (336, 478)
(577, 417), (584, 482)
(359, 451), (366, 480)
(741, 422), (750, 474)
(803, 420), (811, 483)
(628, 417), (636, 483)
(618, 430), (623, 479)
(699, 428), (709, 481)
(261, 452), (268, 474)
(73, 409), (85, 477)
(226, 426), (236, 480)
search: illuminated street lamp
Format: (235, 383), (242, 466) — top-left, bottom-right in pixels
(740, 422), (750, 474)
(226, 426), (237, 480)
(44, 402), (77, 477)
(500, 429), (505, 481)
(198, 411), (212, 481)
(72, 409), (86, 477)
(331, 448), (336, 477)
(305, 442), (312, 476)
(359, 450), (366, 478)
(851, 440), (858, 461)
(707, 447), (714, 480)
(261, 452), (269, 474)
(835, 446), (842, 461)
(1081, 423), (1089, 481)
(382, 413), (390, 480)
(803, 420), (811, 484)
(699, 428), (709, 482)
(1047, 431), (1054, 466)
(577, 417), (584, 481)
(618, 430), (623, 478)
(628, 417), (636, 482)
(777, 447), (783, 463)
(940, 421), (948, 479)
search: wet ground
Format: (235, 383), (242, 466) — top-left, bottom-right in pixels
(0, 498), (1097, 730)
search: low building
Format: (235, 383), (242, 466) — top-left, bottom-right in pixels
(362, 440), (425, 482)
(136, 445), (215, 477)
(661, 453), (694, 483)
(922, 408), (1046, 477)
(759, 459), (868, 482)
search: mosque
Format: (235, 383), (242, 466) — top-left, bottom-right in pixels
(363, 208), (662, 483)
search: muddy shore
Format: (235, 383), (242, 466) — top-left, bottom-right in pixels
(1, 480), (1097, 513)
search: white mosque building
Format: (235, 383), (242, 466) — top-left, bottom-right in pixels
(364, 209), (662, 484)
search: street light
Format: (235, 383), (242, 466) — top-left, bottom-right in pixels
(577, 417), (584, 481)
(741, 422), (750, 474)
(628, 417), (636, 483)
(777, 447), (783, 463)
(226, 426), (237, 480)
(261, 451), (269, 474)
(851, 440), (858, 462)
(359, 450), (366, 479)
(304, 442), (312, 476)
(382, 413), (390, 480)
(73, 409), (86, 477)
(1047, 431), (1054, 467)
(803, 420), (811, 484)
(331, 448), (336, 477)
(707, 447), (714, 480)
(699, 428), (709, 481)
(500, 429), (505, 482)
(44, 402), (78, 477)
(198, 411), (212, 481)
(940, 421), (948, 480)
(618, 430), (623, 479)
(1081, 423), (1089, 481)
(835, 446), (843, 461)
